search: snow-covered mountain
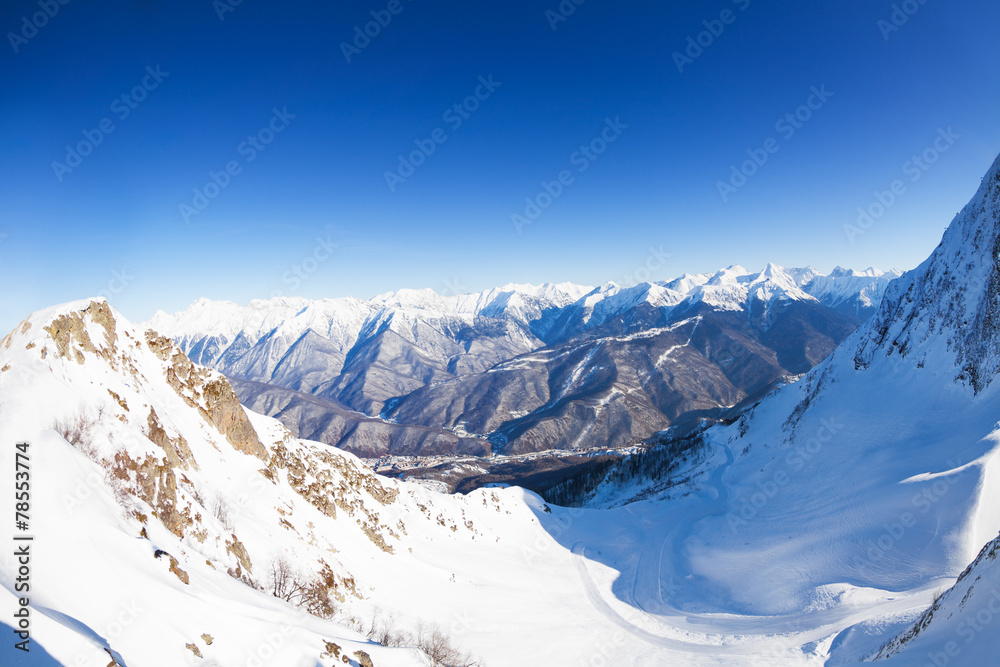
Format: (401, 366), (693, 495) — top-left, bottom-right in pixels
(0, 298), (632, 666)
(4, 152), (1000, 666)
(148, 265), (896, 456)
(546, 152), (1000, 663)
(804, 266), (904, 319)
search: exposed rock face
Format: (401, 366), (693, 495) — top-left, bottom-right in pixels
(167, 554), (190, 585)
(201, 375), (268, 458)
(110, 449), (191, 539)
(43, 300), (117, 364)
(146, 331), (268, 460)
(5, 299), (379, 603)
(264, 437), (399, 552)
(225, 535), (253, 575)
(146, 407), (197, 471)
(2, 296), (528, 665)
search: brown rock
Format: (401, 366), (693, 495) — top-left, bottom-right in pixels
(168, 555), (190, 585)
(146, 330), (268, 460)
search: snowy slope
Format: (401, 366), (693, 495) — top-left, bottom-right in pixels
(0, 300), (586, 665)
(0, 296), (957, 667)
(554, 152), (1000, 663)
(5, 298), (789, 666)
(868, 531), (1000, 665)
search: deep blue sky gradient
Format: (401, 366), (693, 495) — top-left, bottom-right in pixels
(2, 0), (999, 332)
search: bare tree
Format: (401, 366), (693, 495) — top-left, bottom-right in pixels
(212, 497), (234, 531)
(355, 613), (481, 666)
(55, 410), (102, 460)
(415, 622), (481, 667)
(268, 556), (297, 602)
(265, 555), (338, 619)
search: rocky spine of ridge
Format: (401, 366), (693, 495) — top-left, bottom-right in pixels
(854, 153), (1000, 393)
(1, 299), (403, 583)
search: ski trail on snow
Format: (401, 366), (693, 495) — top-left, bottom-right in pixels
(642, 319), (699, 389)
(569, 439), (949, 658)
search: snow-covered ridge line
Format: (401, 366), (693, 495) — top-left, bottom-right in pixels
(146, 264), (902, 347)
(141, 262), (904, 456)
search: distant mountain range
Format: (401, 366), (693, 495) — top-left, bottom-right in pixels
(147, 265), (902, 456)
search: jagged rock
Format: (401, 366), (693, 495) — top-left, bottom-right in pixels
(146, 330), (268, 460)
(225, 535), (253, 574)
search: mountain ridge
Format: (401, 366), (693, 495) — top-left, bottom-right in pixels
(147, 264), (901, 456)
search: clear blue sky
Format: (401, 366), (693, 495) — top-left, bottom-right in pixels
(2, 0), (999, 333)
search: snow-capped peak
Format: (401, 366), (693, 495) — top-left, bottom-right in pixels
(854, 152), (1000, 392)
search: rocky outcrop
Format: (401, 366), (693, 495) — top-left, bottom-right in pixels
(109, 449), (192, 538)
(43, 300), (118, 366)
(264, 440), (399, 552)
(146, 331), (268, 460)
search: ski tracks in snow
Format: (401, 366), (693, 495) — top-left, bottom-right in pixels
(568, 438), (946, 663)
